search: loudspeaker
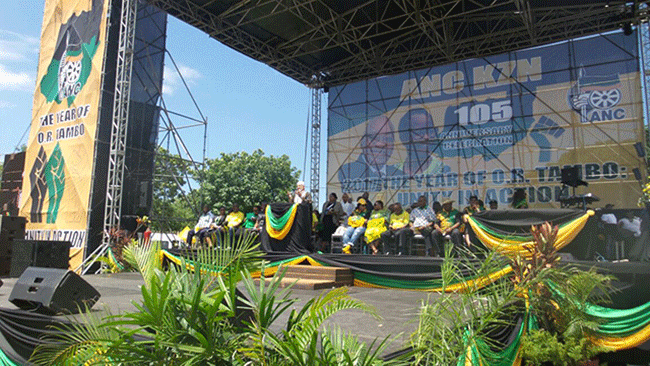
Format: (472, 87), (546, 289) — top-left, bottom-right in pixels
(561, 166), (587, 187)
(9, 267), (100, 315)
(10, 240), (70, 278)
(0, 216), (26, 276)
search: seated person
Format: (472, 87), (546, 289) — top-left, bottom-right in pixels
(380, 203), (412, 255)
(364, 200), (389, 255)
(342, 199), (368, 254)
(206, 206), (227, 246)
(187, 204), (215, 247)
(433, 199), (463, 255)
(253, 203), (267, 233)
(410, 195), (438, 256)
(225, 203), (245, 239)
(244, 206), (260, 232)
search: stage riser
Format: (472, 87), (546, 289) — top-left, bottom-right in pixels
(256, 265), (354, 290)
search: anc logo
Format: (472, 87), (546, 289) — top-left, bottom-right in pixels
(39, 0), (103, 105)
(568, 67), (624, 123)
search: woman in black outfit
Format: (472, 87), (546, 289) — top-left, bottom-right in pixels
(318, 193), (345, 252)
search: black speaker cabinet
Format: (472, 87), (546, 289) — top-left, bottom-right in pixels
(9, 267), (100, 314)
(0, 216), (26, 276)
(10, 240), (71, 278)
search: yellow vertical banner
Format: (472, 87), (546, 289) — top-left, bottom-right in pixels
(19, 0), (108, 270)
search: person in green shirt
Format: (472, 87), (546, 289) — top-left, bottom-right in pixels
(380, 202), (413, 255)
(433, 199), (462, 255)
(244, 206), (260, 229)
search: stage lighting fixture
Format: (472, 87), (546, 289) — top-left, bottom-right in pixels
(623, 23), (633, 36)
(633, 168), (642, 181)
(634, 142), (646, 157)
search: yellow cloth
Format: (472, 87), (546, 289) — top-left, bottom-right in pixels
(348, 210), (366, 228)
(226, 211), (244, 227)
(365, 215), (387, 243)
(389, 211), (409, 229)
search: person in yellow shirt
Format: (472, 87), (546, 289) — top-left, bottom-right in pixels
(380, 203), (413, 255)
(226, 203), (245, 239)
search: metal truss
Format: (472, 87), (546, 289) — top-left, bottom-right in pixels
(640, 16), (650, 173)
(310, 87), (322, 208)
(147, 0), (648, 88)
(91, 0), (138, 273)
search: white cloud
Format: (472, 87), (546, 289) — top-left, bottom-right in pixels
(0, 101), (16, 109)
(0, 64), (34, 91)
(162, 64), (202, 95)
(0, 29), (39, 62)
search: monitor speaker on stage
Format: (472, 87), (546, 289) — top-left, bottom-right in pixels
(561, 166), (587, 188)
(9, 267), (100, 315)
(10, 240), (70, 278)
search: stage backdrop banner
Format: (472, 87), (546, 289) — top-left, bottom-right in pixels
(328, 32), (647, 209)
(19, 0), (109, 270)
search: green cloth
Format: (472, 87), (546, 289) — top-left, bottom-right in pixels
(244, 212), (256, 228)
(266, 204), (296, 230)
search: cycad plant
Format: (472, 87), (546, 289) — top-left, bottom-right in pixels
(30, 231), (407, 365)
(410, 223), (613, 366)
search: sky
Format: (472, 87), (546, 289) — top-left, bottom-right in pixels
(0, 1), (328, 204)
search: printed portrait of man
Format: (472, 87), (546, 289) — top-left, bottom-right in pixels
(338, 114), (400, 192)
(397, 108), (443, 176)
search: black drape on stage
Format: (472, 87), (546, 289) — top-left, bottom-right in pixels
(471, 209), (585, 235)
(260, 202), (313, 253)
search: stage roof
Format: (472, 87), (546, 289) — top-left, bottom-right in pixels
(148, 0), (648, 88)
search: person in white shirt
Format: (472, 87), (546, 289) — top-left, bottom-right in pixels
(288, 181), (312, 204)
(187, 204), (215, 246)
(340, 193), (355, 225)
(619, 211), (641, 238)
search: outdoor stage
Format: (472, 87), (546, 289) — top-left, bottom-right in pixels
(1, 253), (650, 364)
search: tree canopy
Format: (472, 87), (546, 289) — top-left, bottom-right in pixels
(198, 149), (300, 213)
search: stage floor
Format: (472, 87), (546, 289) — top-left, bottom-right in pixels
(0, 272), (436, 354)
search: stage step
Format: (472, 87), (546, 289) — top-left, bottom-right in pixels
(257, 265), (353, 290)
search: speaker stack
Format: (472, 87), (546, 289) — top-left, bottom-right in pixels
(9, 267), (100, 315)
(0, 216), (26, 276)
(10, 240), (70, 278)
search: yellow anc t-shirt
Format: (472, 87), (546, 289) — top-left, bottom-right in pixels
(226, 211), (244, 227)
(389, 211), (409, 229)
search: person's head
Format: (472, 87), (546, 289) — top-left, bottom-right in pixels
(416, 195), (427, 208)
(489, 200), (498, 210)
(394, 202), (403, 214)
(362, 115), (394, 167)
(605, 203), (615, 210)
(232, 203), (240, 212)
(432, 201), (442, 214)
(362, 191), (370, 200)
(513, 188), (526, 202)
(341, 193), (350, 203)
(329, 192), (338, 203)
(468, 195), (478, 206)
(357, 201), (366, 212)
(374, 200), (384, 211)
(442, 199), (454, 211)
(253, 206), (260, 214)
(626, 210), (635, 219)
(219, 206), (226, 215)
(296, 181), (305, 190)
(202, 204), (210, 213)
(388, 203), (396, 213)
(399, 108), (436, 174)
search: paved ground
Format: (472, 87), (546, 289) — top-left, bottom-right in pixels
(0, 272), (437, 354)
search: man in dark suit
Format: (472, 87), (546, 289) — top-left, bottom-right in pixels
(338, 114), (398, 193)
